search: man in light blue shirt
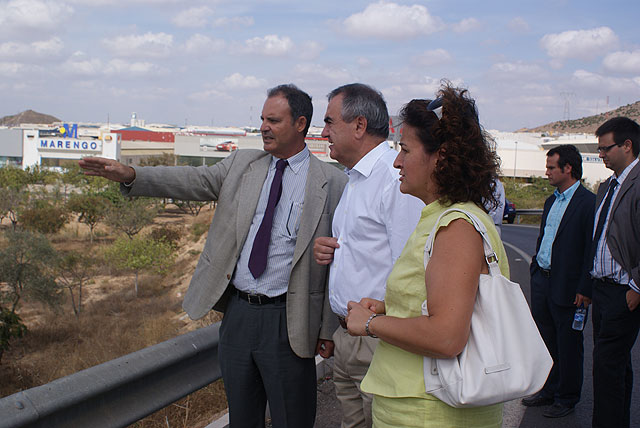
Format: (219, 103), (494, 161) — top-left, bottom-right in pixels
(523, 145), (595, 418)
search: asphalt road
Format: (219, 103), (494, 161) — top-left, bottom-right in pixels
(502, 223), (640, 428)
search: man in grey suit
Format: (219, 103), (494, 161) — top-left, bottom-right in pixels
(591, 117), (640, 428)
(79, 84), (347, 428)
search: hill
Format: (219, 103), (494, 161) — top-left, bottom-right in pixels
(518, 101), (640, 134)
(0, 109), (60, 127)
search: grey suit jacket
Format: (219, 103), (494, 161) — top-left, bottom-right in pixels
(123, 149), (348, 358)
(597, 160), (640, 287)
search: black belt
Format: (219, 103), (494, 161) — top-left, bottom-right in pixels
(538, 267), (551, 278)
(338, 316), (348, 329)
(593, 277), (624, 286)
(234, 287), (287, 305)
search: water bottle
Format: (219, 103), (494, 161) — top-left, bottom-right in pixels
(572, 305), (588, 331)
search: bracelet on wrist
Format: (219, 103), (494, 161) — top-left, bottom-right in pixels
(365, 313), (382, 338)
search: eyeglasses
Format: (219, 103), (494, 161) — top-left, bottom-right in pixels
(596, 143), (619, 153)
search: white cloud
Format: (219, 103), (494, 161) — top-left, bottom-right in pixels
(213, 16), (254, 27)
(0, 37), (63, 59)
(0, 61), (25, 76)
(58, 54), (167, 78)
(540, 27), (618, 61)
(297, 41), (324, 60)
(452, 18), (481, 33)
(489, 61), (546, 80)
(381, 74), (465, 111)
(61, 52), (102, 76)
(293, 63), (351, 82)
(603, 50), (640, 74)
(357, 57), (371, 67)
(184, 34), (225, 55)
(103, 32), (174, 58)
(0, 0), (73, 33)
(104, 59), (167, 76)
(508, 17), (530, 33)
(188, 87), (232, 102)
(342, 1), (445, 40)
(243, 35), (293, 56)
(571, 69), (640, 93)
(67, 0), (182, 4)
(222, 73), (266, 89)
(412, 49), (453, 67)
(172, 6), (213, 28)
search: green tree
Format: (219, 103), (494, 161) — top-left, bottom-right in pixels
(97, 181), (127, 207)
(172, 199), (207, 216)
(0, 230), (61, 362)
(56, 251), (95, 318)
(105, 235), (175, 296)
(138, 153), (177, 166)
(0, 187), (27, 230)
(63, 163), (111, 193)
(20, 198), (69, 235)
(0, 306), (27, 364)
(24, 165), (60, 185)
(105, 197), (158, 239)
(0, 166), (30, 189)
(67, 192), (109, 243)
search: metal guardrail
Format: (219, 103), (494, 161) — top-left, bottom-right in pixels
(515, 209), (543, 215)
(0, 323), (222, 428)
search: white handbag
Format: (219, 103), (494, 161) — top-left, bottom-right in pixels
(422, 208), (552, 408)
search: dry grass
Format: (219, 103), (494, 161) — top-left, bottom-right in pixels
(1, 204), (228, 427)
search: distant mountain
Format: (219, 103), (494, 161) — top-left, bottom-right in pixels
(0, 109), (60, 127)
(518, 101), (640, 134)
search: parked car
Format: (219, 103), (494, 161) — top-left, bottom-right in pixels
(503, 199), (516, 224)
(216, 142), (238, 151)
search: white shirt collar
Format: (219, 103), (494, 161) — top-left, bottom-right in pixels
(348, 142), (390, 178)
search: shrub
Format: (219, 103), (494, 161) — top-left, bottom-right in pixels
(20, 199), (69, 235)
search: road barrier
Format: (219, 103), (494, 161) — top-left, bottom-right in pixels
(0, 323), (221, 428)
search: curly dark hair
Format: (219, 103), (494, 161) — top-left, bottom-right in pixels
(400, 83), (500, 209)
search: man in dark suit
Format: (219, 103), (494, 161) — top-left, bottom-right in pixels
(79, 84), (348, 428)
(591, 117), (640, 428)
(522, 144), (595, 418)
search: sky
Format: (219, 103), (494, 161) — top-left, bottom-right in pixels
(1, 0), (639, 131)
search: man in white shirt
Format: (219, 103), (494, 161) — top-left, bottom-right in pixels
(314, 84), (423, 428)
(485, 178), (506, 236)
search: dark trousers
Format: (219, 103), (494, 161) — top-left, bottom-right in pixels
(219, 293), (317, 428)
(530, 269), (583, 407)
(592, 281), (640, 428)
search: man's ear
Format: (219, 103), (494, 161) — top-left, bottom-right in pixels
(354, 116), (367, 139)
(563, 163), (573, 176)
(294, 116), (307, 134)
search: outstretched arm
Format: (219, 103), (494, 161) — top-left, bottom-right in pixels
(79, 157), (136, 183)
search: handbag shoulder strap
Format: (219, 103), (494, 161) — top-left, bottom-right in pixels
(423, 208), (500, 276)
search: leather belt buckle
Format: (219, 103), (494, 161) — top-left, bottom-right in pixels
(234, 286), (286, 305)
(246, 294), (263, 305)
(594, 277), (623, 286)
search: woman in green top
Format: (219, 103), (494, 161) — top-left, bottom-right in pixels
(345, 83), (508, 428)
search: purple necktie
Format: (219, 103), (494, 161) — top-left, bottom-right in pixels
(249, 159), (288, 278)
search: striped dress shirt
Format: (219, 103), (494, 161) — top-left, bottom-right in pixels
(233, 146), (310, 296)
(591, 158), (639, 293)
